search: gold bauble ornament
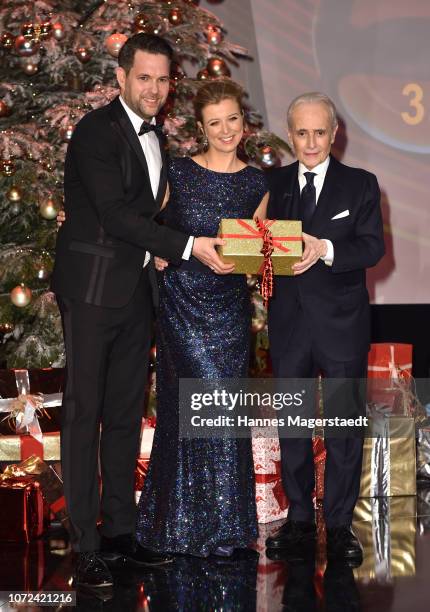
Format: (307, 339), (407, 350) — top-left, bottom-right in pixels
(205, 25), (223, 45)
(22, 58), (39, 75)
(21, 23), (35, 39)
(133, 13), (149, 32)
(7, 186), (22, 202)
(252, 318), (265, 333)
(0, 31), (15, 49)
(206, 57), (231, 77)
(52, 22), (65, 41)
(14, 34), (39, 56)
(75, 46), (92, 63)
(197, 68), (210, 80)
(39, 21), (52, 39)
(60, 124), (74, 142)
(168, 8), (183, 25)
(1, 159), (15, 177)
(105, 32), (128, 58)
(39, 196), (60, 219)
(0, 322), (14, 334)
(10, 284), (32, 308)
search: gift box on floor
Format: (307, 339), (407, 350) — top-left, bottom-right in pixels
(140, 416), (155, 458)
(0, 476), (45, 542)
(252, 432), (289, 524)
(367, 343), (413, 380)
(0, 431), (60, 462)
(135, 456), (150, 505)
(0, 368), (63, 437)
(255, 521), (289, 612)
(217, 218), (302, 275)
(1, 455), (66, 522)
(353, 496), (416, 581)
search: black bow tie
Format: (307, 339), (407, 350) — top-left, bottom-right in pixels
(138, 121), (164, 138)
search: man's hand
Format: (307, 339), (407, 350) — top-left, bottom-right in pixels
(293, 232), (327, 275)
(192, 237), (235, 275)
(154, 256), (169, 271)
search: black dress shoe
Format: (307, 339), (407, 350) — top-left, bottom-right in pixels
(265, 520), (316, 551)
(100, 533), (173, 568)
(326, 526), (363, 565)
(75, 552), (113, 588)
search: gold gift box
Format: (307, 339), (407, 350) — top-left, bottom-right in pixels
(0, 433), (60, 462)
(359, 415), (416, 498)
(353, 497), (416, 580)
(217, 219), (302, 275)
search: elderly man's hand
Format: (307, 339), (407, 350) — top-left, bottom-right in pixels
(293, 232), (328, 275)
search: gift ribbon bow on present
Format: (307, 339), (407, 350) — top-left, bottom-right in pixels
(368, 344), (412, 380)
(0, 369), (62, 442)
(254, 459), (289, 511)
(220, 218), (300, 307)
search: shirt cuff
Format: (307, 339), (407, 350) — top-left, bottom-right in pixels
(321, 239), (334, 266)
(182, 236), (194, 260)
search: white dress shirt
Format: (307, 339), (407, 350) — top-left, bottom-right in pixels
(119, 97), (193, 264)
(298, 156), (334, 265)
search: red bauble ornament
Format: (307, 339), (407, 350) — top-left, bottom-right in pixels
(75, 46), (92, 63)
(168, 8), (183, 26)
(205, 25), (223, 45)
(133, 13), (149, 33)
(206, 57), (231, 77)
(0, 31), (15, 49)
(0, 100), (11, 117)
(52, 22), (65, 41)
(197, 68), (210, 80)
(14, 34), (39, 57)
(105, 32), (128, 57)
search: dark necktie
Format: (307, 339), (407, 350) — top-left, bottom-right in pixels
(300, 171), (316, 227)
(138, 121), (164, 138)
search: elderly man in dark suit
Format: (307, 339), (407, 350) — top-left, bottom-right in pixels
(51, 33), (233, 590)
(265, 92), (385, 563)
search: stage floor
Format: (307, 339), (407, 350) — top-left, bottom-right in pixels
(1, 490), (429, 610)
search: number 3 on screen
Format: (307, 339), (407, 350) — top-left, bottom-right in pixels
(401, 83), (424, 125)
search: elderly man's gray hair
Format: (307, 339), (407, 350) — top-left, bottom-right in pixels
(287, 92), (338, 131)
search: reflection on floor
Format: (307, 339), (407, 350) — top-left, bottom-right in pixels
(1, 490), (430, 611)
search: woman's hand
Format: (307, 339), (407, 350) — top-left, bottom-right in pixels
(57, 209), (66, 228)
(154, 256), (169, 271)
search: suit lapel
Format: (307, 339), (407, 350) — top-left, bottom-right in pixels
(270, 162), (299, 220)
(154, 137), (168, 210)
(109, 97), (154, 200)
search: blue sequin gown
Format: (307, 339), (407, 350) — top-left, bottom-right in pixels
(136, 157), (267, 557)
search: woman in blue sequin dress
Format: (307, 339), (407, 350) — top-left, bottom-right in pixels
(136, 79), (269, 557)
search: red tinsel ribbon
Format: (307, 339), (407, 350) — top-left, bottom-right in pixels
(255, 217), (274, 308)
(255, 460), (289, 511)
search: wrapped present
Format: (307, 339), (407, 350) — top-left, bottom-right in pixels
(359, 405), (416, 498)
(252, 431), (289, 524)
(140, 416), (155, 458)
(367, 343), (412, 380)
(0, 368), (63, 438)
(353, 497), (416, 581)
(313, 437), (326, 501)
(0, 540), (45, 590)
(417, 427), (430, 486)
(217, 218), (302, 276)
(0, 476), (44, 542)
(135, 456), (150, 504)
(1, 455), (66, 522)
(255, 521), (288, 612)
(0, 431), (60, 462)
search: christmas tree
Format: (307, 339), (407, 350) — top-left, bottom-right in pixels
(0, 0), (289, 369)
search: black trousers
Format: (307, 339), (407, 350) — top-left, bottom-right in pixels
(57, 269), (153, 552)
(272, 309), (367, 529)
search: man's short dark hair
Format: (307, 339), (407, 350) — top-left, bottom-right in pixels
(118, 33), (173, 73)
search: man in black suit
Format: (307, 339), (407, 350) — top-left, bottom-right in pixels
(51, 34), (233, 589)
(265, 93), (384, 563)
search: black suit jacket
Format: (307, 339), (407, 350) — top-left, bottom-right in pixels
(267, 156), (385, 363)
(51, 96), (188, 308)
